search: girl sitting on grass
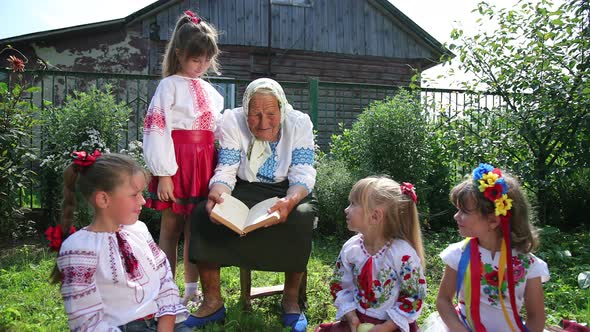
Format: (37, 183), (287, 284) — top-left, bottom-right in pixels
(48, 151), (192, 331)
(317, 176), (426, 332)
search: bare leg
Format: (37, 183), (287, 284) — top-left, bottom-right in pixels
(194, 261), (224, 317)
(159, 208), (183, 277)
(282, 272), (304, 313)
(183, 218), (199, 284)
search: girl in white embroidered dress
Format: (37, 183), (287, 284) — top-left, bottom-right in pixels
(142, 10), (223, 304)
(50, 153), (190, 331)
(429, 172), (549, 332)
(317, 176), (426, 332)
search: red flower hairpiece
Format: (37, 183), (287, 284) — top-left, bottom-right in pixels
(72, 149), (102, 167)
(400, 182), (418, 204)
(45, 225), (76, 252)
(184, 10), (201, 24)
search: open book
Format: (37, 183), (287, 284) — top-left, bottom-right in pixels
(210, 192), (280, 236)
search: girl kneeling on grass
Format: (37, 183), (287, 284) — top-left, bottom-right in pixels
(316, 176), (426, 332)
(426, 163), (549, 332)
(48, 151), (192, 331)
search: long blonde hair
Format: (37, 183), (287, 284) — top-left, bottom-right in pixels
(450, 173), (539, 253)
(349, 176), (425, 268)
(162, 11), (220, 77)
(50, 153), (149, 283)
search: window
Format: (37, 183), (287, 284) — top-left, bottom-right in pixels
(271, 0), (312, 7)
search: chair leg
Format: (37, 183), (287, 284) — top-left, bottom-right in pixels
(239, 267), (252, 311)
(298, 270), (308, 310)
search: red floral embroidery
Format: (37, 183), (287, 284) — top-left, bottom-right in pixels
(399, 297), (414, 313)
(484, 270), (499, 287)
(144, 106), (166, 135)
(188, 80), (215, 131)
(401, 255), (411, 262)
(330, 282), (342, 300)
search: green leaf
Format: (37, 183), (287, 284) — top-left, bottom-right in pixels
(578, 271), (590, 289)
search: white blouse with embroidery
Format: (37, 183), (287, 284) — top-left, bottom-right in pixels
(440, 241), (550, 331)
(329, 235), (426, 332)
(57, 221), (188, 331)
(143, 75), (224, 176)
(209, 107), (316, 193)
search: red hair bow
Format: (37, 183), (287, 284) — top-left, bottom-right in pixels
(45, 225), (77, 252)
(184, 10), (201, 24)
(72, 149), (102, 167)
(400, 182), (418, 204)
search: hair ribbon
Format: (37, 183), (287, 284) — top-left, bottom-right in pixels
(400, 182), (418, 204)
(184, 10), (201, 24)
(72, 149), (102, 168)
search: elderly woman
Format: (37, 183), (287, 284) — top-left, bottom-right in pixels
(186, 78), (317, 331)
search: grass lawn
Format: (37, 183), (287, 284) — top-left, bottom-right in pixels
(0, 226), (588, 331)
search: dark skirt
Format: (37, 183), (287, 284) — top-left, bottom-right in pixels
(189, 179), (317, 272)
(145, 130), (216, 215)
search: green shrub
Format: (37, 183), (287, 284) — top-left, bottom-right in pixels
(328, 89), (450, 227)
(315, 156), (357, 238)
(39, 85), (131, 228)
(0, 78), (39, 240)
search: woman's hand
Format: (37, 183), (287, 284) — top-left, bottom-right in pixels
(267, 184), (308, 224)
(206, 184), (232, 217)
(157, 176), (175, 203)
(267, 197), (295, 224)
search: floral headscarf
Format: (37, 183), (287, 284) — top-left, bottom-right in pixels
(241, 78), (293, 181)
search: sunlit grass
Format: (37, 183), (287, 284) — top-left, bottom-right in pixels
(0, 227), (588, 331)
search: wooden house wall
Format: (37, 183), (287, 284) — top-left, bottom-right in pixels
(142, 0), (439, 60)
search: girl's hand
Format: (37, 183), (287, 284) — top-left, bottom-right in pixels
(206, 184), (231, 217)
(344, 311), (360, 332)
(157, 176), (175, 202)
(156, 314), (175, 332)
(368, 321), (398, 332)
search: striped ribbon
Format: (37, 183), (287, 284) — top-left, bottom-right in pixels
(456, 237), (528, 332)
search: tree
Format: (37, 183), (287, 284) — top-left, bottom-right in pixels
(446, 0), (590, 224)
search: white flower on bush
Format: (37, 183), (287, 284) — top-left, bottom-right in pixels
(120, 140), (146, 169)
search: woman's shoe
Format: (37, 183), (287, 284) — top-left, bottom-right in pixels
(282, 311), (308, 332)
(183, 305), (226, 328)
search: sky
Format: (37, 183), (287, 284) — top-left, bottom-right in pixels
(0, 0), (533, 88)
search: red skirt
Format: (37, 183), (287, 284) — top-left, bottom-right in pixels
(145, 130), (216, 215)
(315, 310), (419, 332)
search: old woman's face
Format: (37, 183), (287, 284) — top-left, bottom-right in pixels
(247, 93), (281, 141)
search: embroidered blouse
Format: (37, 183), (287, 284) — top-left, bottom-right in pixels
(143, 75), (224, 176)
(329, 235), (426, 332)
(440, 241), (550, 331)
(57, 221), (188, 331)
(209, 107), (316, 193)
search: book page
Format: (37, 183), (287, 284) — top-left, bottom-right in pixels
(211, 193), (250, 231)
(243, 196), (280, 231)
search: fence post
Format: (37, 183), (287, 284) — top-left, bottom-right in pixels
(308, 77), (319, 128)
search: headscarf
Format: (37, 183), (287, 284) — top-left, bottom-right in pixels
(241, 78), (293, 181)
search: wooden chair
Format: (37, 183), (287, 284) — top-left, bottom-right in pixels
(239, 217), (317, 311)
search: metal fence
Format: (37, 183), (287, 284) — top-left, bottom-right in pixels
(1, 69), (507, 208)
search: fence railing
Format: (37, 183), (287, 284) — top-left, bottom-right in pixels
(1, 69), (508, 208)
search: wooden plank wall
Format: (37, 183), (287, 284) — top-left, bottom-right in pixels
(217, 46), (419, 85)
(141, 0), (438, 60)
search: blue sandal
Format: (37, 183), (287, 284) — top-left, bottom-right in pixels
(282, 312), (308, 332)
(183, 305), (226, 328)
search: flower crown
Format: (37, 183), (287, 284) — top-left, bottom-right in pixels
(472, 163), (512, 222)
